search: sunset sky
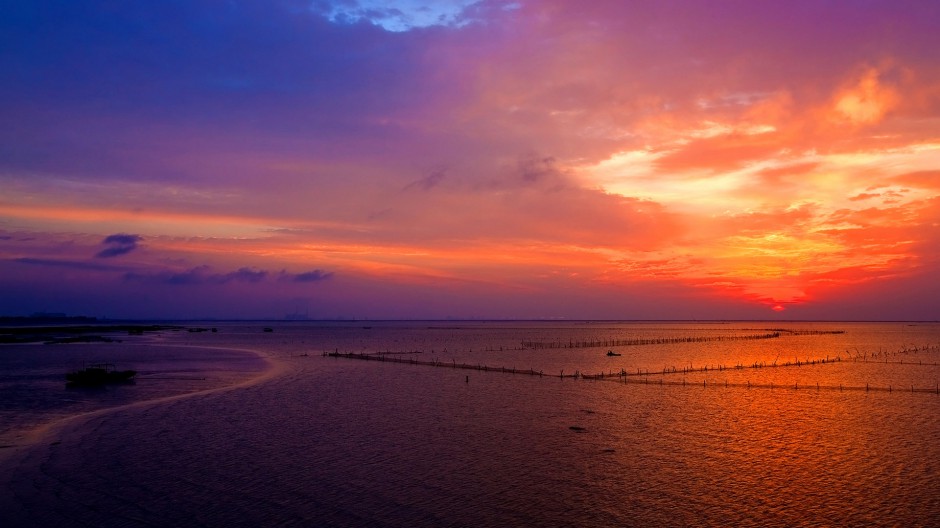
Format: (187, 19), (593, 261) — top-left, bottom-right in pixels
(2, 0), (939, 320)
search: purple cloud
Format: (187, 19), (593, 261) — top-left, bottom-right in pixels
(124, 266), (270, 286)
(404, 170), (446, 192)
(290, 270), (334, 283)
(227, 267), (268, 283)
(96, 234), (141, 258)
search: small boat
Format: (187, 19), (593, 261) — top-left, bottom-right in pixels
(606, 350), (621, 357)
(66, 363), (136, 386)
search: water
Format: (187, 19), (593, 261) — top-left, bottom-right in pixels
(2, 321), (939, 526)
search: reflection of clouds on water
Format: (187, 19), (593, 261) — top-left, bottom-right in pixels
(4, 321), (940, 527)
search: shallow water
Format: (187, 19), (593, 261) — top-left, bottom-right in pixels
(0, 333), (268, 447)
(2, 321), (939, 526)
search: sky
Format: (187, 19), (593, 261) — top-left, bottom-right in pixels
(1, 0), (939, 320)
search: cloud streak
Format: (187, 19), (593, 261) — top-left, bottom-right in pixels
(123, 266), (263, 286)
(123, 266), (333, 287)
(12, 257), (130, 272)
(288, 270), (334, 283)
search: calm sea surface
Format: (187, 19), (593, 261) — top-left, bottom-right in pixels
(2, 321), (939, 527)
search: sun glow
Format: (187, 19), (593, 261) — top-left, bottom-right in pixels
(572, 107), (939, 307)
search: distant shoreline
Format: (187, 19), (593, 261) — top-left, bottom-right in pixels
(0, 324), (184, 344)
(5, 317), (937, 325)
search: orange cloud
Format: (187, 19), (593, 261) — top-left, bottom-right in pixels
(894, 170), (940, 189)
(832, 67), (900, 125)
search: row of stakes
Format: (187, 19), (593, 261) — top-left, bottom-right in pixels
(325, 350), (940, 395)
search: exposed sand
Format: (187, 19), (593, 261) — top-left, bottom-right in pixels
(0, 344), (290, 485)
